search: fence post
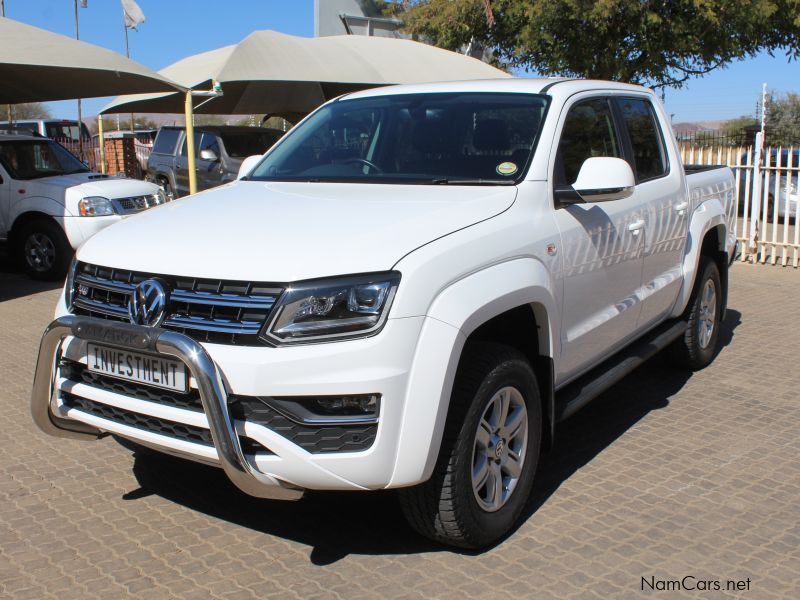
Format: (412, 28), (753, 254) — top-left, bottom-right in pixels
(748, 132), (764, 260)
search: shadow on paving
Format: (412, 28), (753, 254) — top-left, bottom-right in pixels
(126, 310), (742, 564)
(0, 249), (63, 301)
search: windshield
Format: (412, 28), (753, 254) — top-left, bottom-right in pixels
(220, 130), (284, 158)
(248, 92), (549, 185)
(0, 139), (89, 180)
(45, 122), (90, 142)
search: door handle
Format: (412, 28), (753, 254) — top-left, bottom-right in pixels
(675, 201), (689, 215)
(628, 219), (645, 235)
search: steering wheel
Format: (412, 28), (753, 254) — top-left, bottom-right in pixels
(339, 157), (383, 173)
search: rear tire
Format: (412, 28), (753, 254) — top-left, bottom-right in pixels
(399, 343), (541, 549)
(666, 256), (722, 370)
(15, 219), (72, 281)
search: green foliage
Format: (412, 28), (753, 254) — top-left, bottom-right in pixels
(766, 92), (800, 146)
(4, 102), (52, 120)
(398, 0), (800, 89)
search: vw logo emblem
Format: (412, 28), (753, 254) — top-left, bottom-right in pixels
(128, 279), (168, 327)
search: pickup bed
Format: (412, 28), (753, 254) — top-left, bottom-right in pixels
(31, 79), (736, 549)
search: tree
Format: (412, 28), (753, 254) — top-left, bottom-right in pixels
(397, 0), (800, 89)
(4, 102), (52, 121)
(766, 92), (800, 146)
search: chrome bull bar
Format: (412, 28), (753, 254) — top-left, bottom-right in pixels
(31, 315), (303, 501)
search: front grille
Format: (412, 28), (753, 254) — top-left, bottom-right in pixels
(114, 194), (162, 214)
(62, 391), (272, 455)
(64, 392), (214, 445)
(71, 262), (282, 346)
(60, 359), (374, 454)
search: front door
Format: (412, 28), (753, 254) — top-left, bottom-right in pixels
(551, 96), (646, 383)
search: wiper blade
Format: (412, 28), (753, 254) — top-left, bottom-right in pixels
(429, 178), (515, 185)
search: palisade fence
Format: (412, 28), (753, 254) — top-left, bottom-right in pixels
(60, 138), (153, 178)
(679, 144), (800, 268)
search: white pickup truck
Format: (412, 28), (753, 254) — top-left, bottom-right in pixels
(32, 79), (736, 549)
(0, 133), (165, 279)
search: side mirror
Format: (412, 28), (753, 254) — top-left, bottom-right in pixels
(199, 148), (219, 162)
(570, 157), (635, 203)
(237, 154), (263, 180)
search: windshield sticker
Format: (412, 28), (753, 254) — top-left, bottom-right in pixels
(496, 162), (518, 176)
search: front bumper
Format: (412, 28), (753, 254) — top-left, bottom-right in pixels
(31, 315), (303, 500)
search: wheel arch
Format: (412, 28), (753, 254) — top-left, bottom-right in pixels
(671, 198), (730, 319)
(390, 258), (559, 487)
(9, 210), (60, 250)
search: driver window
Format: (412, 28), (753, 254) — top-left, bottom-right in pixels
(555, 98), (621, 186)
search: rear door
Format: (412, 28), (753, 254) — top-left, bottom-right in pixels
(551, 95), (646, 381)
(612, 96), (687, 328)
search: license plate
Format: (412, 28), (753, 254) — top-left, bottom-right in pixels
(85, 343), (188, 392)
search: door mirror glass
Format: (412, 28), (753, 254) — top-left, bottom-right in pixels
(572, 157), (635, 202)
(237, 154), (263, 180)
(199, 148), (219, 162)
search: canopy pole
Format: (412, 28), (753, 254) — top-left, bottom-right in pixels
(98, 115), (106, 174)
(184, 90), (197, 195)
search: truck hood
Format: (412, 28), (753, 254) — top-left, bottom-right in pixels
(30, 172), (158, 200)
(78, 181), (517, 281)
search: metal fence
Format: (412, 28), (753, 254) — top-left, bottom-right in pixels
(60, 138), (153, 178)
(680, 144), (800, 268)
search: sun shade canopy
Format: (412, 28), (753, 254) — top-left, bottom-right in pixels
(101, 29), (510, 115)
(0, 16), (183, 104)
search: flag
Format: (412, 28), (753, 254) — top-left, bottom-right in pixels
(121, 0), (146, 30)
(80, 0), (88, 7)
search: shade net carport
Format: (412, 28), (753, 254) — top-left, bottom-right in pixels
(0, 16), (181, 104)
(101, 29), (510, 193)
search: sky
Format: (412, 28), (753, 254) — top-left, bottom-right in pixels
(3, 0), (799, 124)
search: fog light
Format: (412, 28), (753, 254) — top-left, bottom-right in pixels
(312, 395), (378, 416)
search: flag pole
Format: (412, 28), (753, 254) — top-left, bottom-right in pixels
(122, 12), (135, 133)
(74, 0), (85, 162)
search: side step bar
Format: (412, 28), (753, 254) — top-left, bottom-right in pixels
(554, 319), (688, 422)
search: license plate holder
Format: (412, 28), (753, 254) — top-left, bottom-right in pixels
(85, 343), (188, 392)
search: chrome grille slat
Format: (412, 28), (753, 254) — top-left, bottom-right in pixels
(72, 263), (282, 345)
(73, 296), (129, 318)
(76, 273), (134, 294)
(164, 315), (263, 334)
(170, 290), (276, 310)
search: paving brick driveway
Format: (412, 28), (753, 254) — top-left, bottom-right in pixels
(0, 262), (798, 599)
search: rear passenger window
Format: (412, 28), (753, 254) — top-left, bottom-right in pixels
(615, 98), (667, 181)
(153, 129), (180, 155)
(555, 98), (621, 186)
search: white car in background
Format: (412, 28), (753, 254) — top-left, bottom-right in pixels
(0, 133), (166, 279)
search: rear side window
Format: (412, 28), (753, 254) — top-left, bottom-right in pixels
(614, 98), (667, 182)
(153, 129), (180, 155)
(555, 98), (621, 185)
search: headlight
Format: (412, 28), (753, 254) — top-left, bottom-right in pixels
(154, 189), (167, 204)
(78, 196), (116, 217)
(261, 272), (401, 345)
(64, 257), (79, 311)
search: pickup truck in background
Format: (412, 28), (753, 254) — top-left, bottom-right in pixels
(0, 133), (166, 280)
(32, 79), (737, 548)
(147, 125), (285, 198)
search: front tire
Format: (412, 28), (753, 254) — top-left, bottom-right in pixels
(666, 256), (722, 370)
(399, 343), (541, 549)
(15, 219), (72, 280)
